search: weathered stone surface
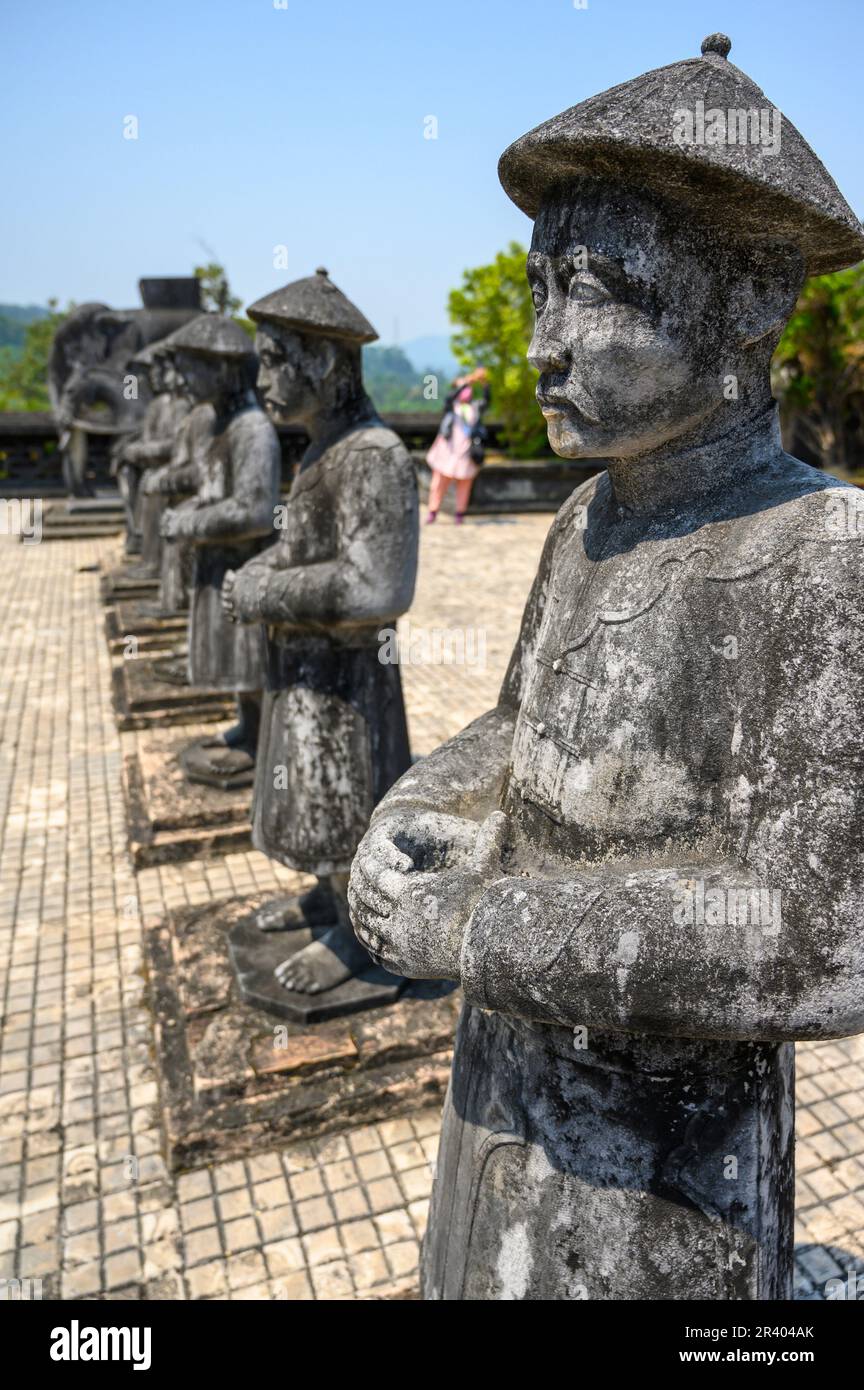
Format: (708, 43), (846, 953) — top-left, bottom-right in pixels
(143, 895), (455, 1169)
(229, 913), (406, 1023)
(100, 564), (159, 604)
(123, 730), (252, 867)
(113, 344), (191, 559)
(248, 267), (378, 343)
(111, 655), (234, 731)
(157, 318), (281, 791)
(349, 35), (864, 1302)
(249, 1029), (358, 1077)
(104, 601), (187, 654)
(48, 279), (201, 497)
(223, 275), (420, 999)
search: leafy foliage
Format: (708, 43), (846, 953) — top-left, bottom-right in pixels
(772, 263), (864, 469)
(194, 262), (243, 318)
(0, 299), (69, 411)
(448, 241), (547, 458)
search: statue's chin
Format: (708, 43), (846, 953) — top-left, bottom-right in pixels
(263, 399), (299, 426)
(545, 413), (606, 460)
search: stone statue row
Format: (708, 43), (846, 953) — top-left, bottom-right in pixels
(115, 270), (418, 999)
(110, 34), (864, 1301)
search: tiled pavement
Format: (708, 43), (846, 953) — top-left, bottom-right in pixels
(0, 513), (863, 1301)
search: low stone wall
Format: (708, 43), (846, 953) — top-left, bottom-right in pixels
(0, 411), (596, 511)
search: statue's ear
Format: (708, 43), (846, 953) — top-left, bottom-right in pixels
(316, 340), (337, 381)
(729, 245), (805, 347)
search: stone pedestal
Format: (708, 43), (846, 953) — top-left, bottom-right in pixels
(123, 729), (252, 866)
(100, 566), (159, 605)
(104, 600), (187, 656)
(111, 655), (234, 731)
(144, 892), (458, 1169)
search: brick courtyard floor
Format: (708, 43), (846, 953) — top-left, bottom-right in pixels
(0, 512), (863, 1300)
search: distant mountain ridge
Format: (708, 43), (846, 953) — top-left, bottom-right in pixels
(0, 303), (50, 353)
(400, 335), (458, 379)
(0, 304), (50, 324)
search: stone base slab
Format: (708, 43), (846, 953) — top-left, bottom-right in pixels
(144, 893), (458, 1169)
(105, 600), (188, 655)
(124, 730), (252, 867)
(100, 563), (160, 603)
(111, 655), (234, 731)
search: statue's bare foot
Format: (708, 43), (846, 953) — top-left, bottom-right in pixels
(255, 883), (334, 933)
(275, 928), (372, 994)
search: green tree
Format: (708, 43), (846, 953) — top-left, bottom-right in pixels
(448, 241), (547, 457)
(194, 262), (243, 318)
(0, 299), (69, 411)
(362, 344), (444, 413)
(772, 263), (864, 470)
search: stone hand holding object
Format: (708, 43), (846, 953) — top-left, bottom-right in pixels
(349, 810), (509, 980)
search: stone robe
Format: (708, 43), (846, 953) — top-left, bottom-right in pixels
(242, 419), (418, 875)
(373, 450), (864, 1299)
(156, 403), (214, 615)
(179, 403), (280, 689)
(135, 394), (192, 572)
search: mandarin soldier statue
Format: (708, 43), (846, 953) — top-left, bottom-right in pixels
(159, 315), (281, 785)
(349, 35), (864, 1299)
(140, 322), (216, 621)
(116, 339), (192, 576)
(222, 269), (418, 1004)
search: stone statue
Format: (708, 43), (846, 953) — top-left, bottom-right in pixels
(348, 35), (864, 1299)
(113, 339), (191, 571)
(144, 404), (216, 619)
(159, 316), (281, 785)
(222, 269), (418, 998)
(48, 278), (201, 499)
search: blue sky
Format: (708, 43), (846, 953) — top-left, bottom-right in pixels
(2, 0), (862, 343)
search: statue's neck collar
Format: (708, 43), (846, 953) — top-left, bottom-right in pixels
(606, 406), (783, 518)
(301, 393), (379, 466)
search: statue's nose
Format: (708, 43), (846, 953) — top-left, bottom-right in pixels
(528, 326), (569, 374)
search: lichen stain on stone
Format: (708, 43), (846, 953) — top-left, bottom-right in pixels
(495, 1221), (533, 1300)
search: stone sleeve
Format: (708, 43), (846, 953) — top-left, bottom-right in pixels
(369, 490), (572, 823)
(181, 418), (280, 544)
(126, 436), (174, 466)
(256, 444), (418, 627)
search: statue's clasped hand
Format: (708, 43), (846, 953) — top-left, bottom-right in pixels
(141, 466), (165, 496)
(348, 810), (509, 980)
(221, 568), (268, 624)
(159, 507), (182, 541)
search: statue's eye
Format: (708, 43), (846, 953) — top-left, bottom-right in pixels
(569, 277), (610, 306)
(530, 283), (547, 312)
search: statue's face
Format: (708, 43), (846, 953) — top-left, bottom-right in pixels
(160, 358), (181, 393)
(528, 185), (744, 459)
(175, 351), (225, 405)
(255, 324), (329, 425)
(147, 358), (167, 395)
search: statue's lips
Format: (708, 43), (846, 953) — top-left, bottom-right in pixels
(537, 395), (598, 425)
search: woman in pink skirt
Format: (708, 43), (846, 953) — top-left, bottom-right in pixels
(425, 367), (490, 525)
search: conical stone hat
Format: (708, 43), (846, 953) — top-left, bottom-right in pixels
(499, 34), (864, 275)
(167, 314), (255, 360)
(248, 268), (378, 344)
